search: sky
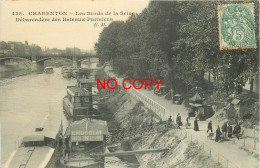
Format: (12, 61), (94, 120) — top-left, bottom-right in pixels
(0, 0), (149, 51)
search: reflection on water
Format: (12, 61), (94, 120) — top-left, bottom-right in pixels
(0, 68), (75, 165)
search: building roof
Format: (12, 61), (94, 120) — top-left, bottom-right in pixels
(22, 135), (44, 142)
(65, 118), (109, 136)
(78, 78), (95, 84)
(189, 92), (203, 102)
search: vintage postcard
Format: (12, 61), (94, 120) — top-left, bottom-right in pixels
(0, 0), (259, 168)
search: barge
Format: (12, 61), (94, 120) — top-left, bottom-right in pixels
(3, 117), (63, 168)
(63, 86), (93, 121)
(44, 66), (54, 74)
(59, 118), (109, 168)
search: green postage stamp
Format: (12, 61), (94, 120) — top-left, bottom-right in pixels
(218, 3), (257, 50)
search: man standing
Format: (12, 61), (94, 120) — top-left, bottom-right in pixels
(207, 121), (213, 133)
(221, 122), (228, 137)
(227, 123), (233, 138)
(64, 136), (70, 159)
(185, 116), (190, 128)
(176, 113), (182, 129)
(233, 123), (241, 140)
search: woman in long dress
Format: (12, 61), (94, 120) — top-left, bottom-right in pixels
(215, 125), (222, 142)
(194, 117), (199, 131)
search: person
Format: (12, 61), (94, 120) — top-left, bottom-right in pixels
(168, 116), (173, 125)
(221, 122), (228, 137)
(215, 125), (222, 142)
(58, 133), (63, 149)
(68, 139), (72, 159)
(233, 123), (241, 140)
(65, 136), (69, 149)
(176, 113), (182, 129)
(168, 116), (173, 123)
(150, 119), (153, 130)
(194, 117), (199, 131)
(176, 113), (180, 123)
(186, 116), (190, 128)
(227, 123), (233, 138)
(64, 136), (70, 158)
(207, 121), (213, 133)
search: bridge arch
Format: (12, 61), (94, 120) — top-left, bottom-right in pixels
(36, 57), (73, 63)
(78, 57), (98, 62)
(0, 56), (31, 62)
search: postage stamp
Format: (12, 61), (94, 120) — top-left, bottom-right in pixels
(218, 3), (257, 50)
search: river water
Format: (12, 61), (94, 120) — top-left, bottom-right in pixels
(0, 65), (138, 168)
(0, 68), (75, 166)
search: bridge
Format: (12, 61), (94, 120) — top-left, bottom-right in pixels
(0, 53), (97, 71)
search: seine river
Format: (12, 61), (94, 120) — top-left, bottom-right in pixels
(0, 68), (75, 165)
(0, 65), (137, 168)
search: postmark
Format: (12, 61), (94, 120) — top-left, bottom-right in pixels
(218, 3), (256, 50)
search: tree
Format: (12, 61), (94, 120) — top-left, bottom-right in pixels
(0, 41), (7, 54)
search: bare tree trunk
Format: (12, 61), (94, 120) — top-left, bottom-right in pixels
(208, 70), (211, 82)
(250, 78), (254, 93)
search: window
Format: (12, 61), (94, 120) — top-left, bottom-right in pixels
(83, 97), (89, 102)
(75, 97), (81, 103)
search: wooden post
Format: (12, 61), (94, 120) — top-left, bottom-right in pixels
(254, 139), (256, 150)
(227, 160), (228, 168)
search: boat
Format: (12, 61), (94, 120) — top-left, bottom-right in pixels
(62, 67), (73, 78)
(59, 118), (109, 168)
(63, 86), (93, 121)
(77, 68), (91, 79)
(3, 117), (64, 168)
(72, 67), (82, 78)
(62, 67), (82, 78)
(44, 66), (54, 74)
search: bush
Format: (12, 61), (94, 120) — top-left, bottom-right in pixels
(225, 106), (238, 124)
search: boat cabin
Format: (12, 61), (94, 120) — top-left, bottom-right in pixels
(21, 135), (56, 149)
(61, 118), (109, 168)
(77, 78), (96, 94)
(63, 86), (93, 121)
(44, 66), (54, 74)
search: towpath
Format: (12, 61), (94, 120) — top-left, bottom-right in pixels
(105, 71), (259, 168)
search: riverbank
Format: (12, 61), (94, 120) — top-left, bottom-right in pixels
(0, 63), (32, 79)
(104, 69), (259, 168)
(97, 82), (222, 167)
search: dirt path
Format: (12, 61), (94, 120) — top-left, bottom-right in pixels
(105, 71), (259, 168)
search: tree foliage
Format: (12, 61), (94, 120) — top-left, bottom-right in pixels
(95, 1), (259, 95)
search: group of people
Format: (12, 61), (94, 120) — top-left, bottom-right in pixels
(167, 114), (243, 143)
(208, 121), (242, 142)
(167, 114), (195, 130)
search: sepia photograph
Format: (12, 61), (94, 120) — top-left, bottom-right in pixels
(0, 0), (259, 168)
